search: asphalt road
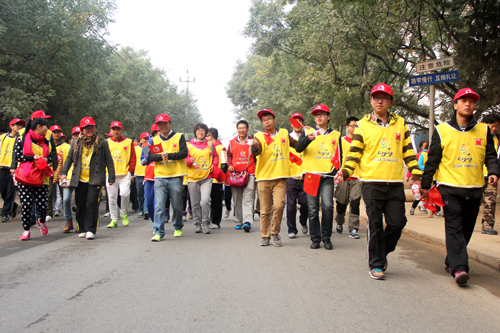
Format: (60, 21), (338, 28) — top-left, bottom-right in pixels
(1, 210), (500, 332)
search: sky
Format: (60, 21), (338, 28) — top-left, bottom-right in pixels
(107, 0), (255, 139)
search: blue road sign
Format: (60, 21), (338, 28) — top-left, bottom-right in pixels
(409, 70), (459, 87)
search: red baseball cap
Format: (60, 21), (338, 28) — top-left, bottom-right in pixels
(290, 112), (304, 120)
(50, 125), (62, 132)
(311, 104), (330, 115)
(60, 133), (67, 139)
(454, 88), (480, 102)
(140, 132), (150, 139)
(9, 118), (26, 126)
(370, 83), (393, 97)
(110, 121), (122, 129)
(80, 117), (96, 128)
(72, 126), (82, 134)
(155, 114), (171, 123)
(257, 109), (275, 119)
(151, 123), (159, 133)
(30, 110), (51, 120)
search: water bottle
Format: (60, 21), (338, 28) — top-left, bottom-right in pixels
(412, 184), (421, 201)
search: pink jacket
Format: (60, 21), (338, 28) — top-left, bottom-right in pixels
(186, 138), (219, 168)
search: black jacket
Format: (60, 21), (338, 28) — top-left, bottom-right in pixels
(422, 113), (500, 197)
(61, 138), (115, 187)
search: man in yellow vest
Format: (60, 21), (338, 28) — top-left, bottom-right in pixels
(335, 83), (422, 280)
(106, 121), (137, 228)
(286, 112), (308, 238)
(335, 116), (361, 239)
(251, 109), (298, 247)
(1, 118), (25, 222)
(480, 113), (500, 235)
(295, 105), (341, 250)
(207, 127), (227, 229)
(422, 88), (500, 285)
(147, 114), (188, 241)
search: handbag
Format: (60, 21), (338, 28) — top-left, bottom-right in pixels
(227, 145), (251, 188)
(15, 161), (43, 187)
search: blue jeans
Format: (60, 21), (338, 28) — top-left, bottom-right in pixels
(135, 176), (145, 213)
(306, 176), (334, 241)
(63, 187), (75, 221)
(144, 180), (155, 219)
(153, 177), (183, 236)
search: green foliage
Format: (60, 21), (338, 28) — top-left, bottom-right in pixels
(228, 0), (500, 130)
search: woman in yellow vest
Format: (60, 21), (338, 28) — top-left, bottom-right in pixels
(186, 123), (219, 234)
(422, 88), (500, 285)
(60, 117), (116, 240)
(14, 116), (53, 240)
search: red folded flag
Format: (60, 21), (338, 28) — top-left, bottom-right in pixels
(289, 117), (303, 128)
(428, 186), (445, 207)
(424, 201), (438, 214)
(289, 152), (303, 165)
(262, 132), (274, 145)
(303, 173), (321, 197)
(330, 145), (340, 169)
(149, 143), (163, 154)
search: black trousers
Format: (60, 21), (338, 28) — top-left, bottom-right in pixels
(130, 178), (138, 210)
(363, 183), (407, 269)
(0, 168), (16, 216)
(224, 185), (232, 211)
(440, 187), (482, 275)
(210, 183), (224, 225)
(75, 182), (102, 234)
(286, 178), (308, 234)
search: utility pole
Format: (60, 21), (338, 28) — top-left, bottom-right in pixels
(179, 70), (195, 94)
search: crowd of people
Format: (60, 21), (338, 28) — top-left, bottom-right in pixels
(1, 83), (498, 285)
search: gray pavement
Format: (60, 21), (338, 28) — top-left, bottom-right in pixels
(1, 207), (500, 332)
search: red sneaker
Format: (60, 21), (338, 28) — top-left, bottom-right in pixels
(454, 271), (469, 285)
(39, 219), (48, 235)
(20, 230), (31, 241)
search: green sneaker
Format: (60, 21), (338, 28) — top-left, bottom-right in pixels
(121, 214), (129, 226)
(138, 212), (144, 217)
(151, 234), (164, 242)
(174, 230), (183, 237)
(107, 220), (118, 228)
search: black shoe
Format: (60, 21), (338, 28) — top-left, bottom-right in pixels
(310, 241), (321, 249)
(1, 215), (9, 223)
(10, 202), (18, 218)
(144, 212), (149, 220)
(336, 224), (343, 234)
(481, 228), (498, 235)
(72, 206), (77, 213)
(322, 238), (333, 250)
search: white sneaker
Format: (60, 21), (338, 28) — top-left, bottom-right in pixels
(209, 223), (220, 229)
(288, 233), (297, 238)
(188, 213), (193, 219)
(103, 212), (110, 217)
(54, 211), (60, 217)
(182, 215), (187, 221)
(45, 215), (52, 222)
(224, 210), (230, 218)
(78, 233), (86, 238)
(86, 231), (95, 239)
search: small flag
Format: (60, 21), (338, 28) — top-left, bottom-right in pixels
(262, 132), (274, 145)
(330, 145), (340, 169)
(150, 143), (163, 154)
(304, 173), (321, 197)
(428, 186), (445, 207)
(289, 117), (303, 128)
(423, 201), (438, 214)
(289, 152), (303, 165)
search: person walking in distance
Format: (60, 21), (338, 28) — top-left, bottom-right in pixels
(285, 113), (308, 238)
(207, 127), (227, 229)
(335, 83), (422, 280)
(60, 117), (115, 239)
(252, 109), (297, 247)
(335, 116), (362, 239)
(227, 120), (256, 232)
(106, 121), (136, 228)
(295, 105), (341, 250)
(422, 88), (499, 285)
(135, 132), (149, 218)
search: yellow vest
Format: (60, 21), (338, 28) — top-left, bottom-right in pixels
(341, 136), (360, 178)
(213, 143), (225, 184)
(57, 142), (72, 181)
(301, 128), (341, 175)
(79, 146), (94, 182)
(0, 134), (16, 167)
(31, 141), (52, 185)
(356, 116), (407, 182)
(435, 122), (487, 188)
(107, 138), (132, 176)
(153, 133), (188, 178)
(187, 142), (212, 182)
(134, 146), (146, 176)
(483, 134), (499, 176)
(254, 129), (291, 181)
